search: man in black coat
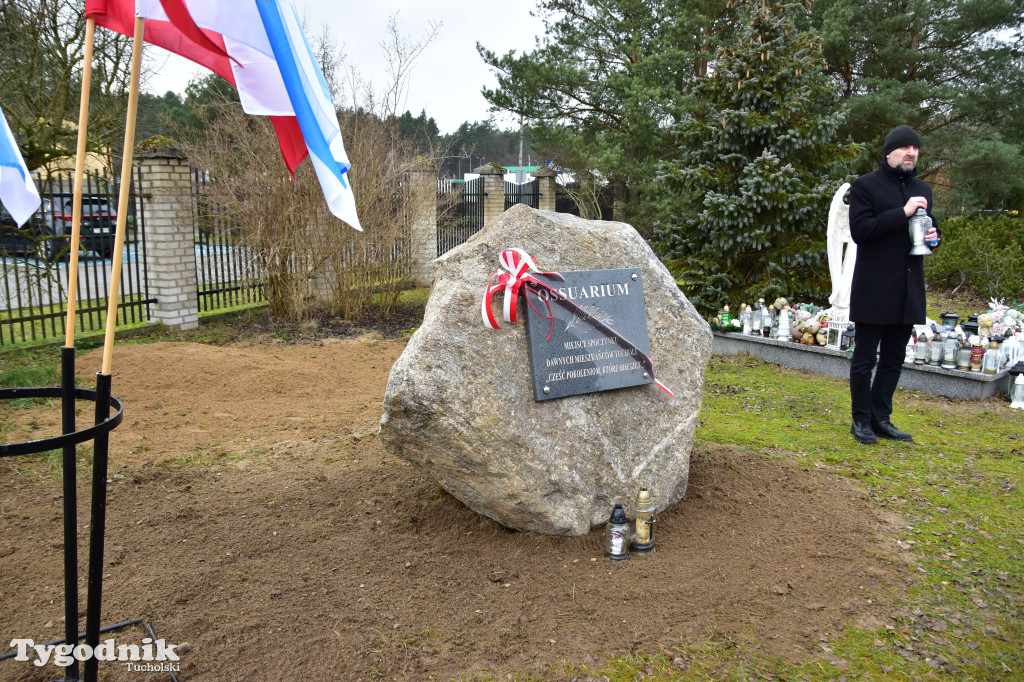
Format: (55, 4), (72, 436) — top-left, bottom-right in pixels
(847, 125), (940, 444)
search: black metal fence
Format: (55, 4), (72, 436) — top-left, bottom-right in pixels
(0, 168), (152, 347)
(504, 178), (540, 210)
(191, 169), (266, 313)
(436, 177), (486, 256)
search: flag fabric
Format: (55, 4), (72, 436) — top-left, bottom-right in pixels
(136, 0), (295, 117)
(84, 0), (308, 174)
(147, 0), (239, 71)
(255, 0), (360, 230)
(87, 0), (360, 229)
(0, 105), (41, 226)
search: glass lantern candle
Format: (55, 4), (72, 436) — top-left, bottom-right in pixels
(940, 311), (960, 329)
(1011, 373), (1024, 409)
(905, 334), (917, 364)
(1009, 361), (1024, 409)
(908, 208), (933, 255)
(604, 504), (630, 561)
(929, 332), (944, 365)
(629, 488), (655, 555)
(962, 314), (980, 339)
(970, 337), (985, 372)
(941, 332), (960, 369)
(1002, 335), (1022, 370)
(777, 309), (791, 342)
(826, 322), (840, 348)
(841, 324), (857, 359)
(983, 340), (1001, 375)
(914, 333), (929, 364)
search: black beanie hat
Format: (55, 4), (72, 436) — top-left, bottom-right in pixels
(884, 125), (921, 155)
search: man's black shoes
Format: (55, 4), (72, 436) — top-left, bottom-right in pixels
(850, 420), (913, 443)
(872, 420), (913, 442)
(850, 422), (877, 444)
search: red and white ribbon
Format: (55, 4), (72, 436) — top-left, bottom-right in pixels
(481, 248), (550, 329)
(481, 249), (675, 402)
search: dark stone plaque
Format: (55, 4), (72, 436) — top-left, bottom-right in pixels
(523, 268), (653, 401)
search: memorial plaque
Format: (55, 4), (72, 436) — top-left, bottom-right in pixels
(523, 268), (654, 401)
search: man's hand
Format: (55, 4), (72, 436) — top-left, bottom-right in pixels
(925, 227), (939, 247)
(904, 196), (928, 217)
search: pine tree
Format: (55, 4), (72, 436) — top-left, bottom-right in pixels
(812, 0), (1024, 215)
(479, 0), (738, 226)
(655, 0), (858, 316)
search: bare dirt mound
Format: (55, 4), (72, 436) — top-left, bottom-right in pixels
(0, 341), (907, 681)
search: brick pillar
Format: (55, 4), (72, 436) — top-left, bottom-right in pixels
(475, 164), (506, 225)
(611, 177), (626, 221)
(138, 147), (198, 330)
(404, 159), (437, 287)
(530, 166), (558, 212)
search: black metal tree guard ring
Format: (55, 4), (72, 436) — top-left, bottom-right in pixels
(0, 385), (124, 455)
(0, 346), (134, 682)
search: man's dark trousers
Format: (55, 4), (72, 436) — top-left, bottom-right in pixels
(850, 322), (913, 425)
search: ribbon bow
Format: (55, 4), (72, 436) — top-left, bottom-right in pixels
(481, 248), (561, 333)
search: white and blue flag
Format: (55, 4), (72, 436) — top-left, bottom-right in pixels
(256, 0), (361, 231)
(0, 105), (40, 226)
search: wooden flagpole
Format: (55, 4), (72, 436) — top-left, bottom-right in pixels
(83, 17), (144, 682)
(100, 16), (144, 376)
(64, 16), (96, 348)
(57, 17), (97, 681)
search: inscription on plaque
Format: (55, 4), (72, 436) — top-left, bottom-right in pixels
(523, 268), (653, 401)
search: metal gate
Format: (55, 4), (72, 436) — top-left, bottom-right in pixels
(0, 168), (152, 346)
(190, 169), (266, 312)
(436, 177), (486, 256)
(504, 178), (540, 210)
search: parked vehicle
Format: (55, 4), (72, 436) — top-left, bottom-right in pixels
(42, 195), (117, 260)
(0, 205), (45, 257)
(2, 191), (121, 262)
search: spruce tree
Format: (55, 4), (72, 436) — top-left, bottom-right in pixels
(656, 0), (858, 316)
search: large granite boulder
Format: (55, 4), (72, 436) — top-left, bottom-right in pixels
(380, 205), (712, 535)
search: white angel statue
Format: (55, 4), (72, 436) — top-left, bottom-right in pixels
(825, 183), (856, 320)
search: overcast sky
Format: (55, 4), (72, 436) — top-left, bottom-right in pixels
(142, 0), (547, 134)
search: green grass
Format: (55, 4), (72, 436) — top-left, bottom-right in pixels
(0, 293), (155, 350)
(197, 298), (266, 319)
(926, 287), (997, 328)
(0, 362), (60, 390)
(0, 343), (64, 432)
(0, 338), (103, 388)
(1, 338), (106, 470)
(397, 286), (431, 308)
(585, 355), (1024, 680)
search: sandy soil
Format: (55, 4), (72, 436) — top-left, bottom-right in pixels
(0, 338), (908, 681)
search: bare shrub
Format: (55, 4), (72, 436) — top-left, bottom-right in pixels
(182, 17), (443, 322)
(560, 170), (605, 220)
(185, 101), (324, 320)
(322, 109), (420, 320)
